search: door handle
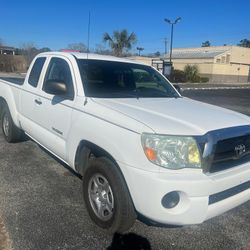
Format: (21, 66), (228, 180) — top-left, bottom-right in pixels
(35, 99), (42, 105)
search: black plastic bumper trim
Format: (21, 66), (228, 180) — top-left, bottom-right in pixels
(209, 181), (250, 205)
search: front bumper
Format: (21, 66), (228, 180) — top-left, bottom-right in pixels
(119, 160), (250, 225)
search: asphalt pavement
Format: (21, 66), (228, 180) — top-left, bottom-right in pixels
(0, 89), (249, 250)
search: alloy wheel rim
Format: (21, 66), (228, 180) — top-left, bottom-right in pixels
(88, 173), (114, 221)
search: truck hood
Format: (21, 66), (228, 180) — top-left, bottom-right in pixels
(92, 97), (250, 135)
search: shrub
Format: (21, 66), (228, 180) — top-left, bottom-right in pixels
(171, 69), (187, 83)
(191, 75), (201, 83)
(200, 77), (209, 83)
(184, 64), (199, 82)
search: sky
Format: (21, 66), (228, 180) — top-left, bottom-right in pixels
(1, 0), (250, 54)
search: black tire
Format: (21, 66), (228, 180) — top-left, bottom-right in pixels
(1, 104), (23, 143)
(83, 157), (136, 233)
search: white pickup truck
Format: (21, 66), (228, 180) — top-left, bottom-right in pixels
(0, 52), (249, 233)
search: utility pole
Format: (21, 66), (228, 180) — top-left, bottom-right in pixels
(164, 38), (168, 55)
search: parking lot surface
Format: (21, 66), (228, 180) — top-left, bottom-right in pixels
(0, 88), (249, 250)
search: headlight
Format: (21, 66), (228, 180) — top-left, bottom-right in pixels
(141, 133), (201, 169)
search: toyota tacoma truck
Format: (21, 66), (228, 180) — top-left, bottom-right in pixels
(0, 52), (249, 233)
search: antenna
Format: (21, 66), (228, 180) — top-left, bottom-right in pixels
(87, 11), (91, 59)
(84, 11), (91, 106)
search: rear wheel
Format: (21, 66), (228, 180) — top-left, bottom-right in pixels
(83, 157), (136, 233)
(1, 105), (23, 143)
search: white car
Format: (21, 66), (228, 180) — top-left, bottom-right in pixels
(0, 52), (249, 233)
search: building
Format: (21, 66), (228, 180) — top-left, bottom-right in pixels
(129, 46), (250, 83)
(166, 46), (250, 83)
(0, 46), (15, 55)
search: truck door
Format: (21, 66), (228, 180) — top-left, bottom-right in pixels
(34, 56), (76, 162)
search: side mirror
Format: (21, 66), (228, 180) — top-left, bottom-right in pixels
(44, 80), (67, 96)
(173, 84), (182, 94)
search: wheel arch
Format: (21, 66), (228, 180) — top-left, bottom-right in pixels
(0, 97), (7, 114)
(74, 140), (120, 176)
(75, 140), (137, 220)
(0, 89), (19, 127)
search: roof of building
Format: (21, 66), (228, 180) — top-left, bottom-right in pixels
(165, 49), (229, 59)
(0, 46), (15, 51)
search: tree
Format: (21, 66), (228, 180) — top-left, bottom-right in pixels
(103, 29), (137, 57)
(67, 43), (87, 52)
(184, 64), (200, 82)
(136, 47), (144, 56)
(94, 44), (112, 55)
(238, 39), (250, 48)
(39, 47), (51, 53)
(201, 41), (211, 47)
(154, 51), (161, 57)
(20, 42), (39, 65)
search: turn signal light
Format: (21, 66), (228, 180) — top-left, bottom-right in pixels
(144, 147), (157, 161)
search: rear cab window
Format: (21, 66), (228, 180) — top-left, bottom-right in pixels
(28, 57), (46, 87)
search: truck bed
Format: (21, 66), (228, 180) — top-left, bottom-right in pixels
(0, 77), (24, 85)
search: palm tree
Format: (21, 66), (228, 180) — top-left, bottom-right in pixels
(103, 29), (137, 57)
(201, 41), (211, 47)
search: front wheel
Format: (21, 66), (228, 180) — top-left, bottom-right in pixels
(83, 157), (136, 233)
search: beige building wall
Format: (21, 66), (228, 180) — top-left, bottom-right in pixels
(212, 64), (249, 76)
(211, 63), (250, 83)
(129, 46), (250, 83)
(173, 62), (214, 75)
(230, 46), (250, 64)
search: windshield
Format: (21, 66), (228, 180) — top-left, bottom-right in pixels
(77, 59), (180, 98)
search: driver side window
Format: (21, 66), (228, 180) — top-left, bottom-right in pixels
(43, 57), (74, 99)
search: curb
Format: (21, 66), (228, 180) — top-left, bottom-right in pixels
(182, 86), (250, 91)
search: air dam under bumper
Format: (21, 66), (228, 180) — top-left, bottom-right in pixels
(119, 161), (250, 225)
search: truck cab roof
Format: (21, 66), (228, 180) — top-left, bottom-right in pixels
(38, 51), (147, 65)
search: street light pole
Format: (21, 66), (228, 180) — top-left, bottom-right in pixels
(136, 47), (144, 56)
(164, 17), (181, 63)
(170, 23), (174, 63)
(164, 38), (168, 55)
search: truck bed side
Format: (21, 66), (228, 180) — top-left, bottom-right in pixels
(0, 79), (22, 127)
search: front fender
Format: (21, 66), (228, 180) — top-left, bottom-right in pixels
(66, 110), (159, 173)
